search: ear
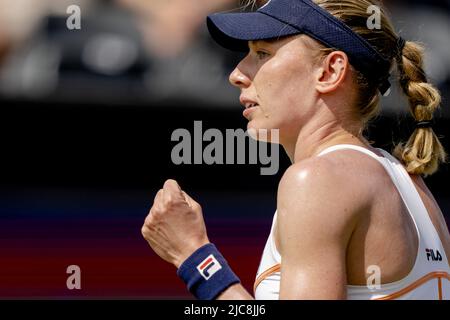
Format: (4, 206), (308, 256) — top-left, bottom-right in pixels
(315, 51), (349, 94)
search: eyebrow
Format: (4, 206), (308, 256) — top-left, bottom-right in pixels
(248, 35), (296, 50)
(249, 39), (279, 47)
(248, 39), (274, 52)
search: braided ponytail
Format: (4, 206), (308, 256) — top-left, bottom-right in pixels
(393, 41), (446, 176)
(240, 0), (446, 175)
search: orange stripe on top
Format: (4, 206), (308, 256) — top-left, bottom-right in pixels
(374, 271), (450, 300)
(253, 264), (281, 294)
(253, 267), (450, 300)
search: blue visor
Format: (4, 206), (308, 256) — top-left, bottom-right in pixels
(207, 0), (392, 95)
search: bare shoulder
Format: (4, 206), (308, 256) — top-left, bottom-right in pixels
(278, 150), (381, 202)
(277, 148), (388, 228)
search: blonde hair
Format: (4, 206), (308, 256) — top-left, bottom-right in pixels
(243, 0), (446, 176)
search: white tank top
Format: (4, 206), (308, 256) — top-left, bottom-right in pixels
(254, 144), (450, 300)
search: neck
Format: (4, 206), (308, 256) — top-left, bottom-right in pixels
(283, 117), (369, 164)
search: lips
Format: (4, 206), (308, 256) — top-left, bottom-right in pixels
(242, 104), (258, 119)
(239, 96), (259, 109)
(240, 96), (259, 119)
(244, 102), (258, 109)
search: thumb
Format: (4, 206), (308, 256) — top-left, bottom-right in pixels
(182, 191), (201, 211)
(163, 179), (185, 200)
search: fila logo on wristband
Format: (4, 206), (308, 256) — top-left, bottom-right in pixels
(197, 254), (222, 280)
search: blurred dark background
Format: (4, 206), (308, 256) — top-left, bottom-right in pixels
(0, 0), (449, 298)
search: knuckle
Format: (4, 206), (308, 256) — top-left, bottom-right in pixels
(164, 197), (177, 209)
(155, 189), (163, 198)
(193, 202), (202, 211)
(155, 211), (163, 219)
(141, 226), (148, 238)
(144, 215), (152, 226)
(149, 211), (160, 223)
(163, 197), (171, 206)
(153, 191), (162, 204)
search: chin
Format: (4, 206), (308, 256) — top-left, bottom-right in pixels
(246, 121), (279, 144)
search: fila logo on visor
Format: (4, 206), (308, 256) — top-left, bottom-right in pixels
(197, 254), (222, 280)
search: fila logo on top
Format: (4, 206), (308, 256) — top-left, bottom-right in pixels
(197, 254), (222, 280)
(426, 248), (443, 262)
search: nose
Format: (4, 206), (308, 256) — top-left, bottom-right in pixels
(229, 64), (251, 89)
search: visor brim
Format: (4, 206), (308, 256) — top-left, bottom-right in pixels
(207, 12), (301, 52)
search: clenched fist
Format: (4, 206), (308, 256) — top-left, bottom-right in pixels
(141, 179), (210, 268)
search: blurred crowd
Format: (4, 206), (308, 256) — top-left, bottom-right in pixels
(0, 0), (448, 111)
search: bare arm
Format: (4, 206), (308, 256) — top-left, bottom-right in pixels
(276, 158), (363, 299)
(216, 283), (254, 300)
(211, 157), (364, 300)
(142, 156), (364, 300)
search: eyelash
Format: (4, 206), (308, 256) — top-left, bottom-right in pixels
(256, 50), (269, 59)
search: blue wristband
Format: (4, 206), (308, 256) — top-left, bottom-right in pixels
(177, 243), (240, 300)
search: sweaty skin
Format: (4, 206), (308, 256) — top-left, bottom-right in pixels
(141, 35), (450, 299)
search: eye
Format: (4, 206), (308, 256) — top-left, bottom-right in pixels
(256, 50), (270, 60)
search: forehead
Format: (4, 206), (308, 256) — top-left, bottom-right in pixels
(248, 34), (307, 50)
(248, 35), (321, 65)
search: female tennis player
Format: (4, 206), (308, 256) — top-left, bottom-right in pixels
(141, 0), (450, 299)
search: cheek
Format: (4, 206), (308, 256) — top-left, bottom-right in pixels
(281, 60), (315, 102)
(260, 68), (313, 126)
(258, 59), (314, 119)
